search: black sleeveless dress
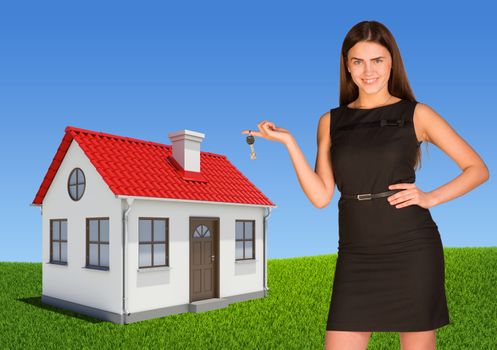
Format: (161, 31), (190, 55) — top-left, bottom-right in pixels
(326, 99), (451, 332)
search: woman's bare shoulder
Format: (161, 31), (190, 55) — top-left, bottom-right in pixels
(317, 110), (333, 145)
(319, 106), (340, 123)
(318, 110), (331, 129)
(320, 110), (331, 122)
(413, 101), (445, 143)
(318, 106), (341, 133)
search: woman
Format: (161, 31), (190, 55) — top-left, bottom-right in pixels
(241, 20), (489, 349)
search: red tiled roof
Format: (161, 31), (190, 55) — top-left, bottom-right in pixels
(32, 126), (276, 207)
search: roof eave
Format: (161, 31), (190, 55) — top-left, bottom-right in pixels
(115, 194), (277, 209)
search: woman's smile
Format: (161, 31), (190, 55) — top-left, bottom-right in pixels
(362, 78), (379, 85)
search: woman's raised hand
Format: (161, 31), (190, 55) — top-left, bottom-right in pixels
(241, 120), (293, 146)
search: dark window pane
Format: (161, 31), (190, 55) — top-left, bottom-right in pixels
(100, 220), (109, 242)
(69, 185), (77, 199)
(52, 242), (60, 260)
(154, 220), (166, 241)
(245, 221), (253, 239)
(139, 219), (152, 242)
(236, 241), (244, 259)
(245, 240), (253, 258)
(89, 244), (98, 265)
(193, 225), (201, 238)
(153, 244), (166, 265)
(60, 221), (67, 241)
(69, 171), (77, 185)
(78, 183), (86, 197)
(202, 225), (211, 237)
(61, 243), (67, 262)
(139, 244), (152, 267)
(100, 244), (109, 267)
(236, 221), (244, 240)
(52, 221), (59, 240)
(77, 169), (85, 184)
(89, 220), (98, 241)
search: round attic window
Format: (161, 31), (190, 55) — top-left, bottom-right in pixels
(68, 168), (86, 201)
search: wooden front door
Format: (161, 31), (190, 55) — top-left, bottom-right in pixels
(190, 218), (218, 302)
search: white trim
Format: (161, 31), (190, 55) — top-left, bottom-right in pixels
(46, 261), (68, 266)
(115, 194), (277, 209)
(137, 266), (172, 272)
(81, 266), (110, 272)
(235, 259), (259, 264)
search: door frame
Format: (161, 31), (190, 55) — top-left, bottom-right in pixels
(189, 216), (220, 302)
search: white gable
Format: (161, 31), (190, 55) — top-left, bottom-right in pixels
(41, 139), (123, 313)
(42, 139), (114, 206)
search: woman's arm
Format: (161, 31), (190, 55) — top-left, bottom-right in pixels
(415, 102), (490, 207)
(284, 112), (335, 208)
(241, 112), (336, 208)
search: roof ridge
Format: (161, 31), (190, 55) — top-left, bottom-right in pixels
(65, 125), (225, 158)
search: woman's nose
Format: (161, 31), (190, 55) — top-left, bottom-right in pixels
(363, 63), (375, 74)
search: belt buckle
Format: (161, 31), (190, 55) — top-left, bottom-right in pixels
(357, 193), (372, 200)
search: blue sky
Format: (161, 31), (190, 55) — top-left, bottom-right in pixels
(1, 1), (495, 262)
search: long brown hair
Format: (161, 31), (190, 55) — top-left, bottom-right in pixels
(338, 20), (424, 170)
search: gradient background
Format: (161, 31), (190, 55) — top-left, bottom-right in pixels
(1, 1), (495, 262)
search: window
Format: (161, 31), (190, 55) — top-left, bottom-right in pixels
(68, 168), (85, 201)
(235, 220), (255, 260)
(193, 224), (211, 237)
(139, 218), (168, 268)
(50, 219), (67, 264)
(86, 218), (109, 270)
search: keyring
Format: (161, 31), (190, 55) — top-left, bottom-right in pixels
(246, 130), (256, 160)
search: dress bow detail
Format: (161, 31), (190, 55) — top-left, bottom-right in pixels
(380, 119), (405, 127)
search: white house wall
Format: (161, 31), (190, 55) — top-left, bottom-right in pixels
(127, 199), (265, 314)
(41, 139), (122, 314)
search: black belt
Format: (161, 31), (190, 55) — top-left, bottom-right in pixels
(341, 189), (400, 201)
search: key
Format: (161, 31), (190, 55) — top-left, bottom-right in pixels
(246, 133), (256, 160)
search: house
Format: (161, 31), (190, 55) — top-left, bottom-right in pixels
(31, 126), (276, 324)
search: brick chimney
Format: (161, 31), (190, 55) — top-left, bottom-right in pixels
(168, 130), (205, 172)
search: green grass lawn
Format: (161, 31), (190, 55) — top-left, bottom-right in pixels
(1, 247), (496, 349)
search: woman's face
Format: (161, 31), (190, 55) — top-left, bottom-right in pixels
(346, 41), (393, 95)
